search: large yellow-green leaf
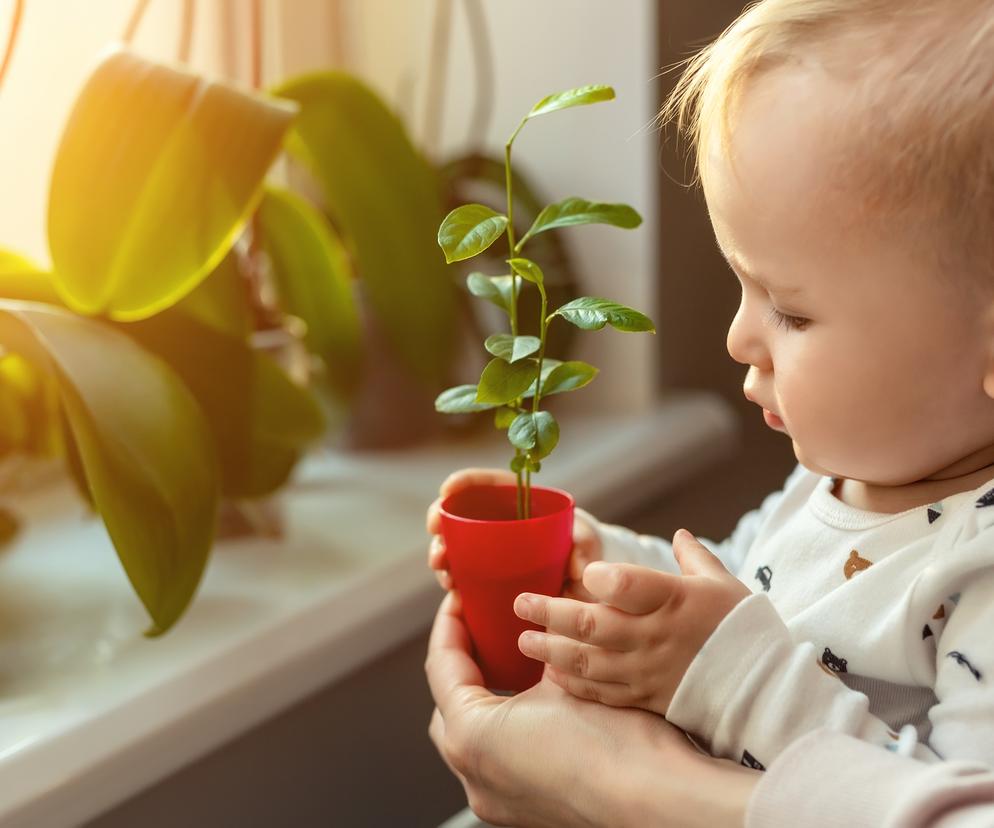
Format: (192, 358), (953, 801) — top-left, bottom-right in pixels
(258, 186), (362, 400)
(48, 49), (297, 321)
(0, 248), (60, 304)
(122, 310), (325, 498)
(272, 72), (455, 388)
(0, 300), (218, 634)
(174, 246), (253, 339)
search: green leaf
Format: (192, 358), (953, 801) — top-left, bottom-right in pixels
(0, 300), (218, 635)
(437, 204), (509, 263)
(485, 333), (541, 363)
(467, 273), (515, 315)
(522, 358), (562, 399)
(541, 360), (599, 397)
(552, 297), (655, 333)
(122, 311), (325, 499)
(48, 49), (296, 321)
(0, 249), (61, 305)
(274, 71), (455, 389)
(435, 384), (498, 414)
(258, 186), (362, 400)
(476, 358), (538, 405)
(528, 84), (615, 119)
(173, 248), (252, 338)
(507, 257), (544, 285)
(518, 197), (642, 249)
(508, 411), (559, 460)
(494, 407), (518, 429)
(510, 454), (527, 474)
(526, 458), (542, 474)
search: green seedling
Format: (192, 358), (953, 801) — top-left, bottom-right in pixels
(436, 84), (655, 519)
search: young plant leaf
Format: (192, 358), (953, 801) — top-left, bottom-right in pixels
(476, 358), (538, 405)
(552, 297), (655, 332)
(518, 197), (642, 249)
(508, 411), (559, 460)
(485, 333), (541, 363)
(528, 85), (615, 119)
(466, 273), (515, 316)
(438, 204), (509, 263)
(507, 257), (544, 285)
(494, 407), (518, 429)
(0, 300), (218, 635)
(49, 49), (296, 321)
(526, 458), (542, 474)
(522, 358), (562, 399)
(435, 384), (499, 414)
(541, 360), (599, 397)
(510, 454), (527, 474)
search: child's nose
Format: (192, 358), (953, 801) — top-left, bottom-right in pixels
(726, 300), (771, 369)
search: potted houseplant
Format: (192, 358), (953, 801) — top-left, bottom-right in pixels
(434, 84), (655, 691)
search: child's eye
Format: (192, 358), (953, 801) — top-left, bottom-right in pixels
(767, 307), (810, 331)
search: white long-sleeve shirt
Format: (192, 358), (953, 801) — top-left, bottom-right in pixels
(581, 464), (994, 772)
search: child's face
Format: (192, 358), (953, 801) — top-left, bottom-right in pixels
(704, 64), (994, 486)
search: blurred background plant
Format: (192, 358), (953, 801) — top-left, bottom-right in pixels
(0, 0), (591, 635)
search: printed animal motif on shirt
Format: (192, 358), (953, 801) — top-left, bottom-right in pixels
(843, 549), (873, 580)
(740, 750), (765, 771)
(975, 487), (994, 508)
(933, 604), (945, 620)
(927, 502), (943, 524)
(947, 651), (983, 681)
(820, 647), (848, 674)
(754, 565), (773, 592)
(922, 624), (934, 640)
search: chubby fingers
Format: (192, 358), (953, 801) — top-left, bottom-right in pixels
(582, 561), (684, 615)
(518, 627), (631, 690)
(514, 592), (637, 651)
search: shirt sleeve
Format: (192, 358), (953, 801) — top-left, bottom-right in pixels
(576, 464), (806, 577)
(668, 556), (994, 770)
(747, 729), (994, 828)
(666, 593), (941, 769)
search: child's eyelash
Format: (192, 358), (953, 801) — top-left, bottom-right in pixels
(767, 307), (810, 331)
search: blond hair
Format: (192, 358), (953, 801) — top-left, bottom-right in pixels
(661, 0), (994, 278)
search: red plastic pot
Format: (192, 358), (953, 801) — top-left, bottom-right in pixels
(439, 483), (574, 692)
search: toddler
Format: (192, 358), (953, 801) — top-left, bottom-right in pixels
(430, 0), (994, 773)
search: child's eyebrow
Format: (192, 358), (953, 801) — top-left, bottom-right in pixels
(718, 247), (805, 299)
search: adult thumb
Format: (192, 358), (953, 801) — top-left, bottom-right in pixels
(672, 529), (729, 578)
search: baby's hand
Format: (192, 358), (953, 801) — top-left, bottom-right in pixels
(513, 529), (752, 717)
(425, 467), (602, 600)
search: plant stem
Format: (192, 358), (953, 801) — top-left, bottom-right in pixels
(505, 116), (530, 517)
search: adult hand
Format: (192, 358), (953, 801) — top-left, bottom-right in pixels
(425, 467), (602, 601)
(513, 528), (752, 716)
(425, 589), (759, 828)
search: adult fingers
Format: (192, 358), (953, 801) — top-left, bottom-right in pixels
(427, 536), (453, 590)
(428, 707), (469, 786)
(582, 561), (684, 615)
(425, 591), (490, 718)
(514, 592), (638, 651)
(440, 467), (516, 498)
(518, 630), (630, 685)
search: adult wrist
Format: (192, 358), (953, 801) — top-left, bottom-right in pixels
(621, 737), (758, 828)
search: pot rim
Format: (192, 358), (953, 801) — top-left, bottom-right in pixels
(439, 482), (575, 525)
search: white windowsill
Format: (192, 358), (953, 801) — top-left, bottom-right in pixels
(0, 392), (738, 828)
